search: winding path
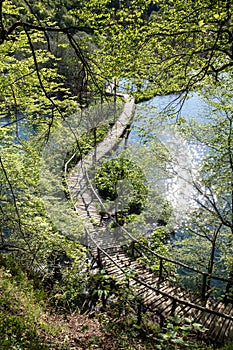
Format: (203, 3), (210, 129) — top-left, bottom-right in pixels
(66, 90), (233, 344)
(67, 91), (135, 246)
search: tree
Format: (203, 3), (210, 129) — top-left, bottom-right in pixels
(1, 1), (233, 126)
(146, 0), (233, 92)
(0, 0), (93, 285)
(0, 1), (155, 273)
(170, 79), (233, 299)
(0, 0), (135, 289)
(77, 0), (233, 100)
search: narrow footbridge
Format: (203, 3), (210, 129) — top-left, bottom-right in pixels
(65, 88), (233, 344)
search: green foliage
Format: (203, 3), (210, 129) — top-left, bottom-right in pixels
(0, 259), (50, 349)
(0, 29), (76, 132)
(100, 302), (209, 350)
(2, 0), (233, 109)
(0, 253), (96, 349)
(218, 343), (233, 350)
(89, 268), (139, 304)
(0, 130), (86, 277)
(72, 0), (233, 97)
(136, 228), (175, 277)
(95, 154), (148, 215)
(153, 316), (208, 350)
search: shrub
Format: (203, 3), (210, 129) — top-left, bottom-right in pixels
(95, 155), (148, 216)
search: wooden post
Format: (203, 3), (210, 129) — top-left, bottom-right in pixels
(131, 241), (135, 258)
(171, 299), (177, 316)
(97, 247), (102, 268)
(137, 301), (142, 325)
(201, 272), (208, 300)
(160, 314), (165, 328)
(101, 292), (107, 310)
(159, 257), (163, 281)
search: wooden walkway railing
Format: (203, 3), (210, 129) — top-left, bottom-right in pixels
(129, 240), (232, 301)
(89, 242), (233, 343)
(67, 158), (233, 343)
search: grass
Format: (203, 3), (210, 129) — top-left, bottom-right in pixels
(0, 255), (60, 349)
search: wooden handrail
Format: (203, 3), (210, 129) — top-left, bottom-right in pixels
(131, 271), (233, 321)
(131, 241), (233, 283)
(84, 227), (233, 321)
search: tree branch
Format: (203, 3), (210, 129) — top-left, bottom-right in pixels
(0, 0), (6, 44)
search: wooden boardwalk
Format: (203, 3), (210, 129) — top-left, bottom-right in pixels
(67, 91), (135, 247)
(66, 88), (233, 344)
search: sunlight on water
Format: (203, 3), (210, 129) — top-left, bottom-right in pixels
(127, 92), (208, 227)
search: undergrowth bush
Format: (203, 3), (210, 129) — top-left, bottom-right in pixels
(0, 255), (57, 349)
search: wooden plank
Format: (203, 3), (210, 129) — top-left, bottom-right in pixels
(212, 304), (233, 341)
